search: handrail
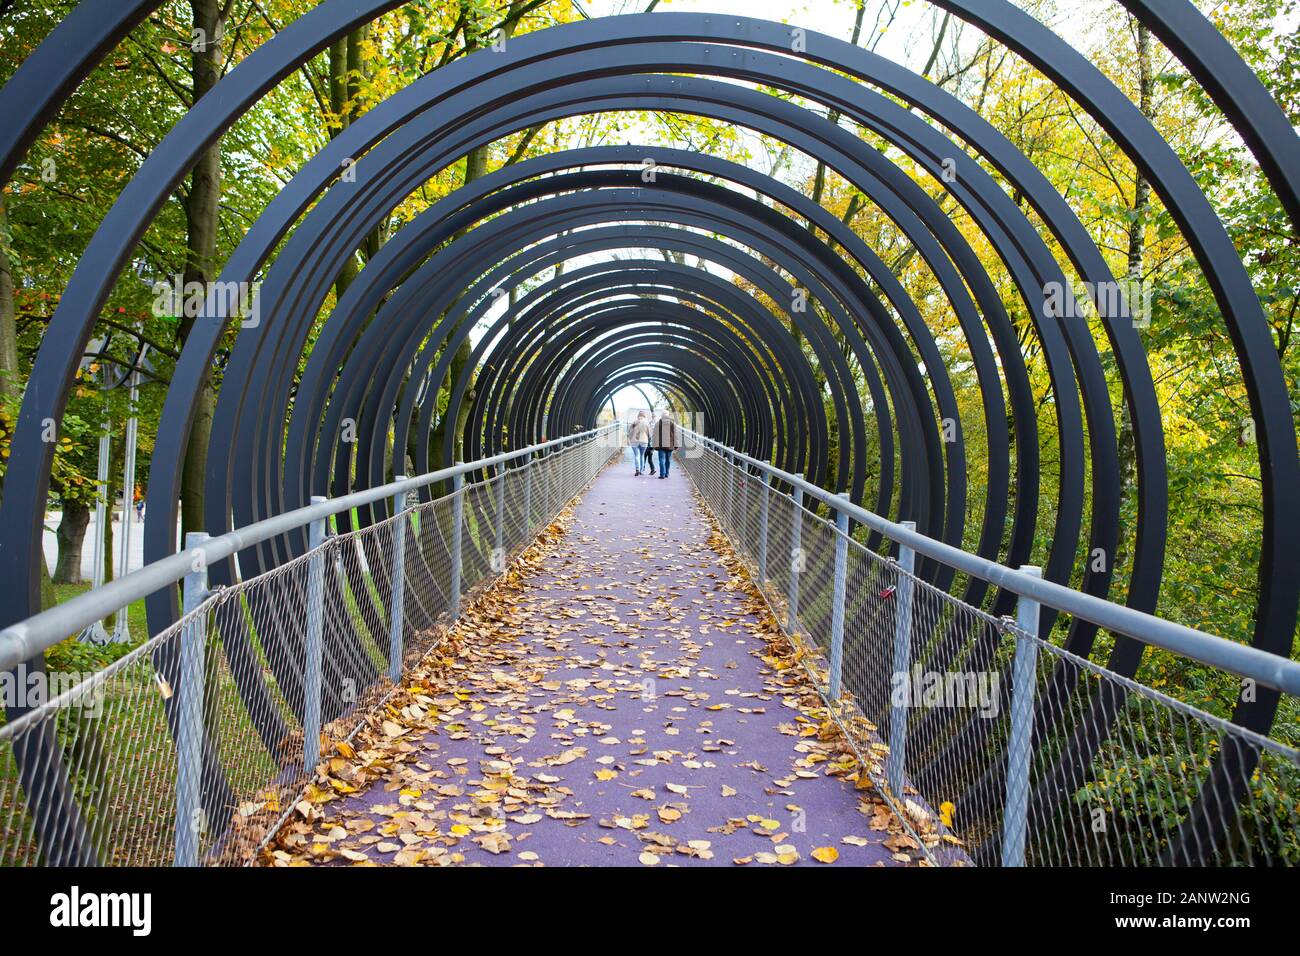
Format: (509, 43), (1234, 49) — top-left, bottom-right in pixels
(682, 427), (1300, 696)
(0, 425), (620, 672)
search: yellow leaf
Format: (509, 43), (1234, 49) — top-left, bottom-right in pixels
(811, 846), (839, 864)
(939, 801), (956, 828)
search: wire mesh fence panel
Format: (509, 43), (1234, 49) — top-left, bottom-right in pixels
(0, 432), (618, 867)
(885, 572), (1015, 867)
(682, 441), (1300, 868)
(200, 558), (319, 864)
(405, 493), (455, 641)
(460, 476), (496, 600)
(1012, 629), (1300, 867)
(789, 511), (837, 658)
(1, 629), (184, 866)
(328, 514), (407, 710)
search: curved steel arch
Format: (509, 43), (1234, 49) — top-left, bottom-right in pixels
(1, 4), (1295, 866)
(264, 182), (876, 539)
(486, 306), (771, 454)
(248, 210), (832, 733)
(467, 280), (791, 456)
(274, 160), (1097, 832)
(126, 41), (1107, 655)
(324, 229), (819, 497)
(137, 48), (1133, 650)
(7, 9), (1289, 671)
(302, 204), (844, 533)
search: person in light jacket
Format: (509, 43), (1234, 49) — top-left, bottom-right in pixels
(628, 412), (652, 476)
(651, 411), (679, 478)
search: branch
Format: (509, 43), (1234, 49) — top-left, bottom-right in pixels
(55, 118), (153, 162)
(504, 124), (544, 166)
(921, 11), (951, 78)
(247, 0), (330, 120)
(124, 33), (195, 108)
(18, 310), (181, 360)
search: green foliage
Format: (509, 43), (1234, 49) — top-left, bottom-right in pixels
(43, 635), (137, 675)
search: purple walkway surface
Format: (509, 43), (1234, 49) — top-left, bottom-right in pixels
(268, 451), (922, 867)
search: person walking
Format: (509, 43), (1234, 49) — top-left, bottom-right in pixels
(642, 412), (657, 475)
(651, 410), (679, 478)
(628, 412), (652, 476)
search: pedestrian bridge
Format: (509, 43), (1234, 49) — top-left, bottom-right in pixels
(3, 430), (1296, 867)
(1, 2), (1298, 868)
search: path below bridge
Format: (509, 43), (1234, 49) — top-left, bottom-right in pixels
(264, 451), (922, 867)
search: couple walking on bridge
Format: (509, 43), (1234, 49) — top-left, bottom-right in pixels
(628, 410), (679, 478)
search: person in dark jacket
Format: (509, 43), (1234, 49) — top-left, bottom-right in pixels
(651, 411), (679, 478)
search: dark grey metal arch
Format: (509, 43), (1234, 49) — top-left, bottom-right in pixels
(2, 3), (1295, 866)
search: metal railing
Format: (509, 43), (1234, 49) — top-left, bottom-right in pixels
(679, 429), (1300, 866)
(0, 426), (619, 866)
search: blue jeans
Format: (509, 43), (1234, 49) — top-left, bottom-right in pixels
(657, 449), (672, 476)
(632, 443), (648, 471)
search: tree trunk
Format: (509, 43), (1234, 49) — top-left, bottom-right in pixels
(40, 568), (57, 611)
(0, 199), (17, 406)
(53, 499), (91, 585)
(809, 0), (867, 237)
(1116, 20), (1153, 574)
(178, 0), (227, 541)
(329, 36), (360, 305)
(1119, 21), (1152, 484)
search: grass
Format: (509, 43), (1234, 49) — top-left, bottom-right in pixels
(43, 581), (151, 674)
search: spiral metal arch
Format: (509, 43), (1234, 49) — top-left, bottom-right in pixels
(0, 3), (1295, 865)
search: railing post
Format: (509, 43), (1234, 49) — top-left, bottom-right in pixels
(175, 531), (208, 867)
(886, 521), (917, 798)
(1002, 565), (1042, 867)
(304, 499), (328, 772)
(388, 481), (408, 682)
(726, 452), (736, 533)
(495, 463), (506, 562)
(757, 470), (771, 583)
(788, 487), (803, 633)
(450, 469), (464, 618)
(523, 451), (533, 535)
(828, 499), (850, 699)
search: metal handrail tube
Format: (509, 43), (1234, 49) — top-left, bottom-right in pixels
(682, 428), (1300, 696)
(0, 425), (619, 672)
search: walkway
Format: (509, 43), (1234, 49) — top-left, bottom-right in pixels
(265, 451), (919, 867)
